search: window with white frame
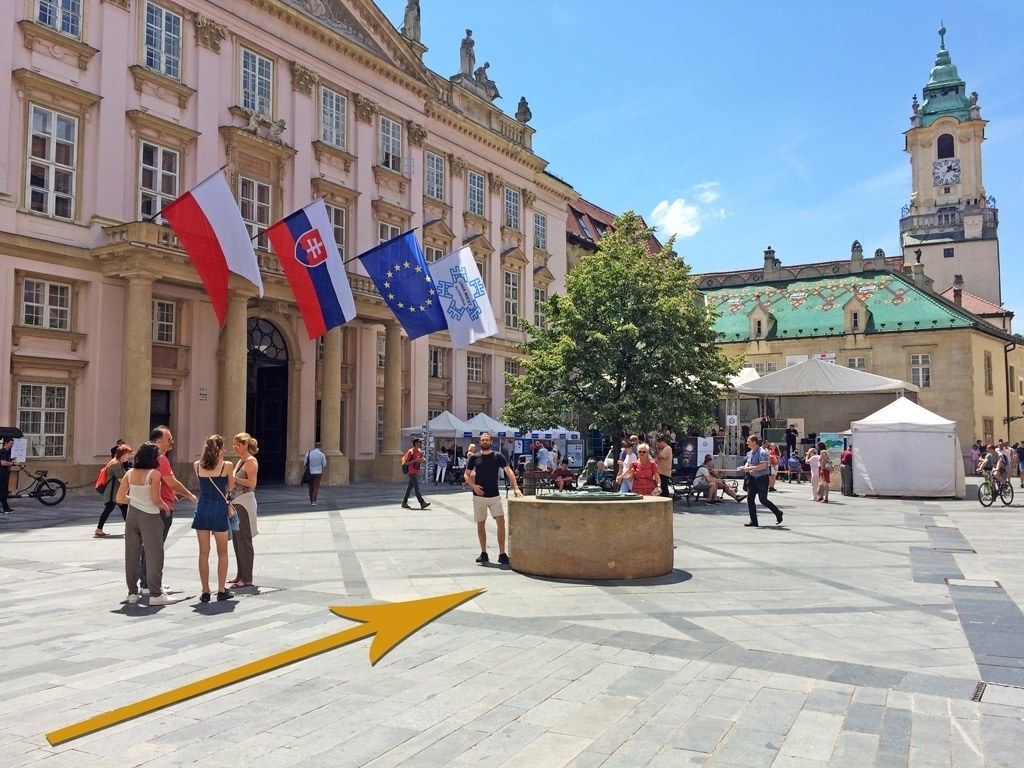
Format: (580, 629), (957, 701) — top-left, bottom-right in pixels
(152, 299), (176, 343)
(375, 403), (384, 454)
(427, 409), (443, 421)
(320, 87), (347, 149)
(376, 332), (385, 368)
(139, 140), (178, 222)
(240, 47), (273, 116)
(467, 354), (483, 383)
(752, 361), (778, 375)
(425, 151), (445, 201)
(378, 221), (400, 243)
(238, 176), (270, 249)
(467, 170), (485, 216)
(424, 245), (444, 263)
(504, 270), (520, 328)
(18, 383), (68, 458)
(36, 0), (82, 39)
(533, 287), (547, 329)
(379, 115), (402, 172)
(22, 278), (71, 331)
(533, 212), (548, 251)
(144, 2), (182, 80)
(504, 188), (521, 230)
(911, 354), (932, 388)
(475, 260), (486, 290)
(846, 357), (867, 370)
(504, 359), (521, 377)
(428, 347), (444, 378)
(325, 203), (346, 259)
(27, 104), (77, 220)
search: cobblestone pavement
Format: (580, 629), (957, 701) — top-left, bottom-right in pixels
(1, 479), (1023, 767)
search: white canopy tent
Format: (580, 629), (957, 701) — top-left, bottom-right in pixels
(733, 357), (918, 396)
(851, 397), (965, 498)
(401, 410), (473, 438)
(728, 366), (760, 389)
(464, 412), (520, 436)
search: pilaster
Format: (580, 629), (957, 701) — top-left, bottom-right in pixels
(123, 274), (154, 444)
(320, 326), (349, 485)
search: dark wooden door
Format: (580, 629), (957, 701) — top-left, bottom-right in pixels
(247, 365), (288, 483)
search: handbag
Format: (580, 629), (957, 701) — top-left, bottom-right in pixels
(300, 455), (311, 485)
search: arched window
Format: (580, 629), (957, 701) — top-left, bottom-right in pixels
(937, 133), (954, 159)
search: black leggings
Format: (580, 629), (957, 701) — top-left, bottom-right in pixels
(97, 501), (127, 530)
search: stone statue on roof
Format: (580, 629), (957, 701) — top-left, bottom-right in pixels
(400, 1), (420, 42)
(459, 29), (475, 76)
(473, 62), (499, 101)
(515, 97), (532, 123)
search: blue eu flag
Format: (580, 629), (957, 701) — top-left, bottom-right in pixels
(357, 231), (448, 340)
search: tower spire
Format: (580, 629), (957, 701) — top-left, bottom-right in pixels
(938, 22), (946, 50)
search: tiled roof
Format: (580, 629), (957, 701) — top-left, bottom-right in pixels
(566, 197), (663, 254)
(703, 270), (980, 342)
(939, 287), (1011, 317)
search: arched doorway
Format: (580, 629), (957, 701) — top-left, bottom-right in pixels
(246, 318), (289, 483)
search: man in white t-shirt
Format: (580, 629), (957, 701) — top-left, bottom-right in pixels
(304, 442), (327, 506)
(693, 455), (744, 504)
(535, 443), (552, 474)
(619, 442), (637, 492)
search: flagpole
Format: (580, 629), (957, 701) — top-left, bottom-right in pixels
(143, 164), (230, 223)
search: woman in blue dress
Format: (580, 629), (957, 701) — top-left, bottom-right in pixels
(192, 435), (236, 602)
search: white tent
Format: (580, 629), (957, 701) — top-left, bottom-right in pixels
(464, 412), (519, 436)
(729, 366), (760, 389)
(734, 357), (918, 396)
(851, 397), (965, 498)
(401, 410), (473, 438)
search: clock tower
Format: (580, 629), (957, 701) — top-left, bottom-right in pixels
(901, 26), (1001, 304)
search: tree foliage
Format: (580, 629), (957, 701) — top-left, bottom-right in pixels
(502, 211), (737, 439)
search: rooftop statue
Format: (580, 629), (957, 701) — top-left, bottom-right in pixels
(400, 1), (420, 42)
(459, 29), (475, 76)
(515, 97), (532, 124)
(473, 62), (500, 101)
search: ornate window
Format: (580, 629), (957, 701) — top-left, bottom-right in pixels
(22, 278), (70, 330)
(533, 212), (548, 251)
(428, 347), (444, 378)
(533, 287), (547, 329)
(504, 188), (521, 231)
(152, 299), (176, 343)
(18, 383), (68, 458)
(467, 170), (485, 216)
(379, 115), (402, 172)
(379, 221), (400, 243)
(240, 47), (273, 116)
(320, 86), (347, 150)
(425, 151), (445, 201)
(239, 176), (271, 250)
(504, 270), (520, 329)
(139, 140), (179, 222)
(144, 2), (182, 80)
(467, 354), (484, 383)
(325, 203), (346, 259)
(910, 354), (931, 388)
(247, 318), (288, 362)
(937, 133), (954, 160)
(36, 0), (81, 39)
(27, 104), (77, 220)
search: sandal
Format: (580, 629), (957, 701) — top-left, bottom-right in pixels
(93, 530), (109, 538)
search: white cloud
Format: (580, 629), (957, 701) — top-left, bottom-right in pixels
(649, 182), (728, 240)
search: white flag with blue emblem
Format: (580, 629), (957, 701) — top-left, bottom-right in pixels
(428, 246), (497, 349)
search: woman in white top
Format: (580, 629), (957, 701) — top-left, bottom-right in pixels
(116, 442), (174, 606)
(806, 448), (820, 501)
(618, 442), (637, 492)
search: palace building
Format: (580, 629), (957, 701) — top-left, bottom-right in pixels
(0, 0), (577, 485)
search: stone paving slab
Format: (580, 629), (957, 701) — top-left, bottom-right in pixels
(0, 480), (1023, 766)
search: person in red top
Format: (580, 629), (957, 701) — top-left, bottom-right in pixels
(626, 444), (662, 496)
(400, 437), (431, 510)
(840, 445), (854, 496)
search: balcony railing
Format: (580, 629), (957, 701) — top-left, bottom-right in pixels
(900, 206), (997, 234)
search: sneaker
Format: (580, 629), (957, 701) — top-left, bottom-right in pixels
(200, 592), (210, 603)
(744, 522), (759, 527)
(475, 551), (489, 564)
(497, 553), (510, 566)
(401, 503), (411, 509)
(149, 592), (177, 606)
(420, 502), (431, 509)
(126, 593), (139, 605)
(216, 590), (234, 601)
(735, 494), (747, 503)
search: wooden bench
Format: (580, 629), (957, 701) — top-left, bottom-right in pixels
(777, 468), (812, 483)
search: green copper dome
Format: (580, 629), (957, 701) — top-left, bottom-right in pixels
(919, 25), (972, 127)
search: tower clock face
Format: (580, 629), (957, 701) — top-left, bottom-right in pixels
(932, 159), (961, 186)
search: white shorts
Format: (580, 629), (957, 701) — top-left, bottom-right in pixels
(472, 495), (505, 522)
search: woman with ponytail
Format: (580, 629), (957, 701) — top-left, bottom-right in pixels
(229, 432), (259, 588)
(192, 435), (236, 602)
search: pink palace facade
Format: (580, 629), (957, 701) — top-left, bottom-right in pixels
(0, 0), (575, 485)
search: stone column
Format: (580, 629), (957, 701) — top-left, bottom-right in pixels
(374, 321), (405, 481)
(320, 326), (349, 485)
(123, 274), (154, 444)
(218, 291), (248, 441)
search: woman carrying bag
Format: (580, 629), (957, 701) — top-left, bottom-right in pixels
(229, 432), (259, 589)
(95, 444), (131, 537)
(192, 435), (237, 602)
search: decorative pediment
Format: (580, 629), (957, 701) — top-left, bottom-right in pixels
(12, 69), (101, 113)
(312, 140), (356, 172)
(533, 265), (555, 287)
(371, 197), (412, 227)
(129, 65), (196, 109)
(501, 246), (528, 269)
(18, 19), (98, 71)
(463, 211), (489, 238)
(423, 196), (452, 224)
(463, 233), (494, 259)
(311, 177), (359, 206)
(126, 110), (199, 148)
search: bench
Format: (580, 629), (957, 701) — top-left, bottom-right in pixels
(777, 468), (812, 483)
(671, 476), (739, 506)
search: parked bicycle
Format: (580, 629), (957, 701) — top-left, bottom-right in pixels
(979, 470), (1013, 507)
(10, 466), (67, 506)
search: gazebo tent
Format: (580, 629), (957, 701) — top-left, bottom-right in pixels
(728, 366), (760, 389)
(464, 412), (519, 436)
(851, 397), (965, 498)
(733, 357), (918, 397)
(401, 410), (473, 438)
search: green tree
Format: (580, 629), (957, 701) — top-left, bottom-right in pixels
(502, 211), (737, 440)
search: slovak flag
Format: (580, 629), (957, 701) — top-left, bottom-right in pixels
(162, 171), (264, 325)
(266, 199), (357, 339)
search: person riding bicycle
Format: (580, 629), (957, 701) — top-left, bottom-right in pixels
(977, 444), (1007, 487)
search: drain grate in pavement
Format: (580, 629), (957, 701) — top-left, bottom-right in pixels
(945, 578), (1002, 588)
(972, 682), (987, 701)
(934, 547), (976, 554)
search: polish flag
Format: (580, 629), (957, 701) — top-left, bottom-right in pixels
(162, 171), (264, 324)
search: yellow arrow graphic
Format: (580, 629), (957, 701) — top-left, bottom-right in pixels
(45, 588), (484, 747)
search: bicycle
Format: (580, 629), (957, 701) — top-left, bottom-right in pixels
(10, 466), (67, 506)
(979, 470), (1013, 507)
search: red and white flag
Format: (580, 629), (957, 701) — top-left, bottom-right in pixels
(162, 171), (264, 324)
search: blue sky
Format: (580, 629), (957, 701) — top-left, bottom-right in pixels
(378, 1), (1024, 314)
